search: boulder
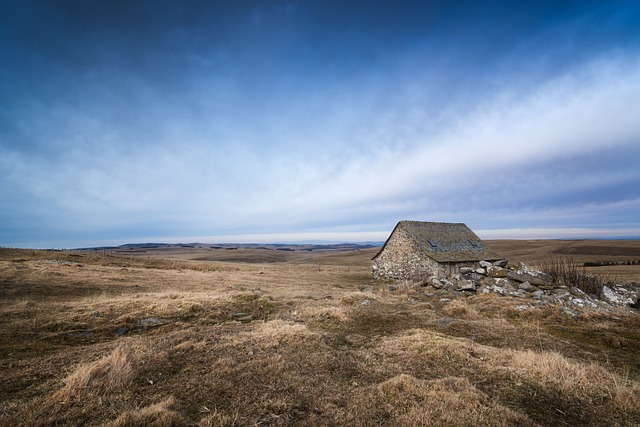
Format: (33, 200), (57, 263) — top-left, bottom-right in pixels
(469, 273), (483, 282)
(456, 280), (477, 292)
(518, 281), (534, 291)
(531, 290), (545, 299)
(561, 307), (581, 317)
(481, 277), (497, 286)
(479, 260), (493, 268)
(459, 267), (474, 274)
(600, 286), (634, 307)
(486, 265), (507, 278)
(506, 270), (553, 287)
(487, 284), (507, 295)
(493, 259), (508, 268)
(427, 276), (444, 288)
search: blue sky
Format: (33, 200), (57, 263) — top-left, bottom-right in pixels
(1, 1), (640, 248)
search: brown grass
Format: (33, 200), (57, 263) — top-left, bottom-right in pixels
(108, 396), (189, 427)
(344, 374), (535, 426)
(52, 342), (138, 403)
(1, 242), (640, 426)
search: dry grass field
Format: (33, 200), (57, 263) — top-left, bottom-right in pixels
(1, 240), (640, 426)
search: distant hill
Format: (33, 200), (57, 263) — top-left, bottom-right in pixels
(80, 242), (383, 251)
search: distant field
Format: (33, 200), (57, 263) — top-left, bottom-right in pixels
(486, 239), (640, 282)
(1, 241), (639, 426)
(99, 239), (640, 282)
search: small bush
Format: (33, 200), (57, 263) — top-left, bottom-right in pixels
(538, 256), (608, 295)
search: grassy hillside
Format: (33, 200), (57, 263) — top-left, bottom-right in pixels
(1, 242), (639, 426)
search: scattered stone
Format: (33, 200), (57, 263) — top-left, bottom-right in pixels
(481, 277), (497, 286)
(400, 259), (639, 312)
(437, 317), (455, 328)
(430, 277), (444, 289)
(513, 290), (527, 298)
(456, 280), (476, 292)
(532, 290), (545, 299)
(442, 281), (455, 291)
(469, 273), (483, 281)
(571, 298), (598, 309)
(489, 285), (509, 296)
(518, 281), (534, 291)
(561, 307), (581, 317)
(140, 317), (170, 326)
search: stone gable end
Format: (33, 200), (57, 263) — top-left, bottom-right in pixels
(372, 225), (442, 280)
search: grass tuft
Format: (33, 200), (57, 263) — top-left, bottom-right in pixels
(108, 396), (189, 427)
(52, 342), (138, 403)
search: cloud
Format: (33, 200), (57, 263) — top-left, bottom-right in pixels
(277, 55), (640, 219)
(2, 2), (640, 247)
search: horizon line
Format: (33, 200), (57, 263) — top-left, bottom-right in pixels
(2, 227), (640, 250)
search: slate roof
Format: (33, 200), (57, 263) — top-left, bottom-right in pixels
(374, 221), (502, 263)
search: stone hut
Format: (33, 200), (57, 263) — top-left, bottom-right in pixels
(372, 221), (501, 280)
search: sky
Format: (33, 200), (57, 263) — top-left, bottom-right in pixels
(1, 1), (640, 248)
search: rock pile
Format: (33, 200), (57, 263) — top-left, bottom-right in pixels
(416, 259), (640, 312)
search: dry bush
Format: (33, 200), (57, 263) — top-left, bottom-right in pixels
(52, 342), (139, 403)
(344, 374), (533, 426)
(538, 255), (611, 295)
(108, 396), (189, 427)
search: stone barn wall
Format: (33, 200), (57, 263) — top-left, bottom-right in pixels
(372, 226), (443, 280)
(441, 261), (486, 277)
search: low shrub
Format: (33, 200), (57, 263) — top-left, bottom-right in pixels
(538, 256), (609, 295)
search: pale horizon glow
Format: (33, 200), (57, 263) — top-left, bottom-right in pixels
(5, 228), (640, 250)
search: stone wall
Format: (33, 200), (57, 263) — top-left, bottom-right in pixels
(372, 226), (443, 280)
(415, 260), (640, 312)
